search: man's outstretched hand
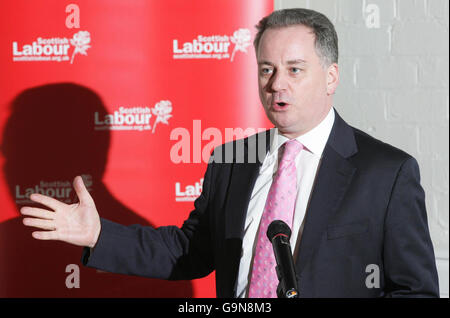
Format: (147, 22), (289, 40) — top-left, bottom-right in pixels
(20, 176), (101, 248)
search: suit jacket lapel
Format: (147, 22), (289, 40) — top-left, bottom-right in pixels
(295, 112), (358, 277)
(224, 163), (261, 238)
(224, 129), (274, 239)
(222, 129), (274, 297)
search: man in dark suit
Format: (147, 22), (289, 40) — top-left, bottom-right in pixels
(21, 8), (439, 297)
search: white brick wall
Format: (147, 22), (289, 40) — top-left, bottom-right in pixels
(275, 0), (449, 297)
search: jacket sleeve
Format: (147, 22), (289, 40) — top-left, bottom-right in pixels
(383, 157), (440, 297)
(81, 160), (216, 281)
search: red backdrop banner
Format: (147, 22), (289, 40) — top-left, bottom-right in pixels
(0, 0), (273, 297)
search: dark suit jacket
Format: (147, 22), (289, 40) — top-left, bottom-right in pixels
(82, 111), (439, 298)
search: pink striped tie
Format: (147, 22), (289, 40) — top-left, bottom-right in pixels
(248, 139), (303, 298)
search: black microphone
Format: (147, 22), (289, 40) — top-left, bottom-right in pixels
(267, 220), (299, 298)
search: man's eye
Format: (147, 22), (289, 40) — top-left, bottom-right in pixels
(291, 67), (301, 74)
(261, 68), (273, 75)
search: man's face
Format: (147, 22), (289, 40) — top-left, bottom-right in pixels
(257, 25), (338, 138)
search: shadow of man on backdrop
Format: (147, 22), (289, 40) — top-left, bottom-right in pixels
(0, 83), (193, 297)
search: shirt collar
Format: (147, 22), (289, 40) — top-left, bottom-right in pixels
(269, 107), (335, 157)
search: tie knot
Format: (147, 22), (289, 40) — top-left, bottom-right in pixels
(280, 139), (303, 162)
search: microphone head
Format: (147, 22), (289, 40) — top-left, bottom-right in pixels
(267, 220), (292, 241)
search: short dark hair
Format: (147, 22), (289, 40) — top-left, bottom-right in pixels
(254, 8), (339, 67)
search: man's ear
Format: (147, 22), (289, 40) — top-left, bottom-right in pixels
(326, 63), (339, 95)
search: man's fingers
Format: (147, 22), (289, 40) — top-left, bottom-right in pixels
(20, 207), (55, 220)
(73, 176), (94, 205)
(23, 218), (56, 230)
(32, 231), (59, 241)
(29, 193), (64, 211)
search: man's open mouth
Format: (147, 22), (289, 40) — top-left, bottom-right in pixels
(272, 101), (289, 110)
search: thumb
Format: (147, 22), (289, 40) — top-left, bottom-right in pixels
(73, 176), (94, 205)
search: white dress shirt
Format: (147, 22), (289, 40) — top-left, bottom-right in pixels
(236, 107), (336, 298)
